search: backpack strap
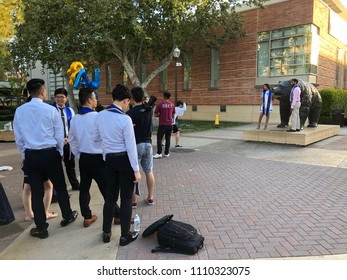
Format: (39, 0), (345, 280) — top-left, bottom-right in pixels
(151, 246), (194, 255)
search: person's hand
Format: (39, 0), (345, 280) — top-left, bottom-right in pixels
(64, 137), (68, 144)
(133, 171), (141, 184)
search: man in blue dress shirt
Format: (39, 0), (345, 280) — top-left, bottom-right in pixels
(13, 79), (78, 239)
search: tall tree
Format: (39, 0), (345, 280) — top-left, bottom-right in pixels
(0, 0), (24, 80)
(10, 0), (267, 93)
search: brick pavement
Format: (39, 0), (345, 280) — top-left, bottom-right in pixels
(117, 147), (347, 260)
(1, 124), (347, 260)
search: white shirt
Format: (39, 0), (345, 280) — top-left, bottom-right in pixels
(68, 109), (103, 159)
(173, 103), (187, 125)
(13, 97), (64, 159)
(96, 107), (139, 172)
(53, 104), (75, 137)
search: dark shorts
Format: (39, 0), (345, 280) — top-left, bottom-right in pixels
(172, 124), (180, 133)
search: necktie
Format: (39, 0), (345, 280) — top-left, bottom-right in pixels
(59, 107), (67, 137)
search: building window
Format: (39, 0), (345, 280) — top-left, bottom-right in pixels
(160, 60), (168, 91)
(105, 64), (112, 94)
(336, 48), (344, 88)
(183, 53), (192, 90)
(220, 105), (226, 112)
(192, 105), (197, 111)
(210, 48), (220, 89)
(257, 24), (318, 77)
(48, 70), (65, 98)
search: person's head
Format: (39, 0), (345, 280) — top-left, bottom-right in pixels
(112, 84), (131, 110)
(54, 88), (68, 107)
(291, 78), (299, 86)
(131, 86), (145, 103)
(79, 87), (97, 109)
(163, 91), (171, 100)
(176, 100), (183, 107)
(26, 78), (46, 98)
(263, 84), (270, 91)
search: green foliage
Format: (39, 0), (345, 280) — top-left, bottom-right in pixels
(10, 0), (268, 89)
(153, 120), (245, 133)
(320, 88), (347, 116)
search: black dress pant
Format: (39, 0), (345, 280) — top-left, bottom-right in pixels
(25, 148), (73, 230)
(103, 153), (134, 237)
(156, 125), (173, 155)
(79, 153), (107, 219)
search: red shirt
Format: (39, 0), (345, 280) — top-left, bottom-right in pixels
(154, 100), (175, 126)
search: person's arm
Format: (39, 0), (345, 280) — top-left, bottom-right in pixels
(53, 109), (65, 156)
(13, 111), (25, 160)
(68, 119), (80, 159)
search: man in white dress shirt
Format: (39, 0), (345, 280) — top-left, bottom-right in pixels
(68, 88), (104, 227)
(96, 84), (141, 246)
(13, 79), (78, 239)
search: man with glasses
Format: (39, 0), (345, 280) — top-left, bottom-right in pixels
(52, 88), (80, 191)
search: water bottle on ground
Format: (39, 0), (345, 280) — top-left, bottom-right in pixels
(134, 214), (140, 233)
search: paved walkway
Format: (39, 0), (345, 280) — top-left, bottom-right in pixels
(1, 123), (347, 260)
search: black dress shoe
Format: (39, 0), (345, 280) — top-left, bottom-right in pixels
(119, 232), (138, 246)
(296, 129), (300, 132)
(60, 210), (78, 227)
(286, 129), (297, 132)
(102, 232), (112, 243)
(30, 227), (48, 239)
(71, 186), (80, 191)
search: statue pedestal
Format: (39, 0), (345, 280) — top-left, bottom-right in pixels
(243, 125), (340, 146)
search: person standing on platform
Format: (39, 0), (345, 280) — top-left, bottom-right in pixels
(13, 79), (78, 239)
(287, 79), (302, 132)
(257, 84), (273, 130)
(52, 88), (80, 191)
(96, 84), (141, 246)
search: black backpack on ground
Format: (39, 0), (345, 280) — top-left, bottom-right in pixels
(142, 214), (204, 255)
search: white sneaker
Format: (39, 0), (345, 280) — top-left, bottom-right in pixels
(164, 153), (170, 157)
(153, 153), (162, 159)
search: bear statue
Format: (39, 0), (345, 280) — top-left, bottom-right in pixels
(272, 79), (322, 129)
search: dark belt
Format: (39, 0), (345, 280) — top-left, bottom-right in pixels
(106, 151), (127, 157)
(25, 147), (56, 152)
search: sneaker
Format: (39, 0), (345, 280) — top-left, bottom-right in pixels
(132, 202), (138, 209)
(164, 153), (170, 157)
(153, 153), (162, 159)
(83, 215), (97, 227)
(145, 198), (154, 206)
(175, 145), (182, 147)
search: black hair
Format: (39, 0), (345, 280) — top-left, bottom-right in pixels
(131, 87), (145, 103)
(112, 84), (131, 101)
(79, 87), (94, 106)
(26, 78), (45, 97)
(54, 88), (68, 97)
(163, 91), (171, 99)
(175, 100), (183, 107)
(291, 78), (299, 84)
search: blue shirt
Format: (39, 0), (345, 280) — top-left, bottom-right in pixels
(96, 105), (139, 172)
(13, 97), (64, 159)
